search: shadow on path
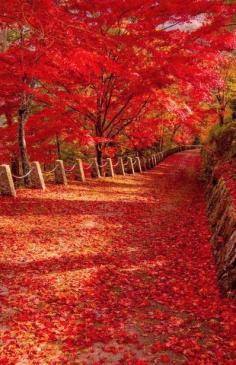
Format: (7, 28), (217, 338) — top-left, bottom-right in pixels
(0, 150), (235, 365)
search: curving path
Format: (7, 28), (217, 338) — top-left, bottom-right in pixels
(0, 150), (235, 364)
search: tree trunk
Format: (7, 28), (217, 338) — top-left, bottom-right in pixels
(219, 113), (224, 126)
(159, 135), (164, 151)
(18, 109), (31, 185)
(96, 143), (103, 174)
(219, 103), (225, 126)
(0, 28), (8, 52)
(11, 154), (20, 177)
(56, 135), (62, 159)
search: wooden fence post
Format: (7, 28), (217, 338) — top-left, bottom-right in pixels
(127, 157), (135, 174)
(75, 159), (86, 182)
(55, 160), (68, 185)
(106, 158), (115, 178)
(31, 161), (46, 190)
(0, 164), (16, 197)
(91, 158), (101, 178)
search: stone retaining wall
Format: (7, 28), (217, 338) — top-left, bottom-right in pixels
(202, 150), (236, 296)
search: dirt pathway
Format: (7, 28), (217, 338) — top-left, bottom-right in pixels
(0, 150), (235, 364)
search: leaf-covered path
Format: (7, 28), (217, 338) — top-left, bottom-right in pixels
(0, 150), (235, 365)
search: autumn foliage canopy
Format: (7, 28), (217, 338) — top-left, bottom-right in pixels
(0, 0), (235, 168)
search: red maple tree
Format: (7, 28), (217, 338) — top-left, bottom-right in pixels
(0, 0), (235, 172)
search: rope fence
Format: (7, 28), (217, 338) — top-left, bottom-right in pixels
(83, 161), (94, 170)
(43, 166), (58, 175)
(0, 145), (201, 197)
(98, 162), (107, 169)
(12, 169), (33, 179)
(112, 161), (120, 168)
(64, 163), (77, 173)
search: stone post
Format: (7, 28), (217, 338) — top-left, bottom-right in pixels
(106, 158), (115, 178)
(149, 157), (153, 168)
(141, 157), (146, 171)
(91, 158), (101, 178)
(135, 157), (142, 173)
(75, 159), (86, 182)
(154, 155), (157, 165)
(127, 157), (135, 175)
(150, 156), (153, 169)
(152, 156), (155, 167)
(152, 155), (155, 166)
(118, 157), (125, 176)
(55, 160), (68, 185)
(148, 157), (152, 168)
(0, 164), (16, 197)
(150, 157), (154, 168)
(31, 161), (46, 190)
